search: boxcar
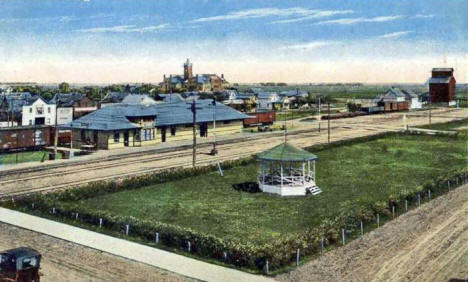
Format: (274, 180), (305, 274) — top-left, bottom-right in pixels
(243, 111), (276, 127)
(0, 126), (52, 152)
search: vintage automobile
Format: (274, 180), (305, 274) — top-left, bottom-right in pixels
(0, 247), (41, 282)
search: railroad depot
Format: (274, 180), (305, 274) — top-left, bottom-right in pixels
(67, 99), (250, 150)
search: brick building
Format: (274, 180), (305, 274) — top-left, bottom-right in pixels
(428, 68), (456, 104)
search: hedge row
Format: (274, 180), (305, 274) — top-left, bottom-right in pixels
(16, 169), (467, 271)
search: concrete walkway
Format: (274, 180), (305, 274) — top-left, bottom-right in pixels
(0, 207), (274, 282)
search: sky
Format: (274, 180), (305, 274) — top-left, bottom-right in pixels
(0, 0), (467, 84)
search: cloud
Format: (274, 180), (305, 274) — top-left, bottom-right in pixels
(379, 31), (413, 38)
(77, 24), (169, 33)
(280, 40), (342, 51)
(271, 10), (353, 24)
(316, 15), (404, 25)
(413, 14), (435, 19)
(190, 7), (352, 23)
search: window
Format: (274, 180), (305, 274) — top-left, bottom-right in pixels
(29, 120), (32, 125)
(36, 106), (43, 115)
(46, 118), (50, 124)
(47, 107), (51, 113)
(114, 132), (120, 142)
(170, 126), (176, 136)
(29, 108), (32, 113)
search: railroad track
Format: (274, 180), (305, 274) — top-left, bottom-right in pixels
(1, 151), (255, 200)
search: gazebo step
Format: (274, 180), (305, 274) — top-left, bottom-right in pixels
(307, 186), (322, 195)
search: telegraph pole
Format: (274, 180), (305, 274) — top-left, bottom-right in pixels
(327, 102), (331, 144)
(190, 100), (198, 167)
(54, 96), (59, 159)
(318, 97), (321, 132)
(210, 98), (217, 155)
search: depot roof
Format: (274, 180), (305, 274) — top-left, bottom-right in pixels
(256, 142), (318, 162)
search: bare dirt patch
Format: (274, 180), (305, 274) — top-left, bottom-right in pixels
(0, 223), (194, 282)
(277, 185), (468, 282)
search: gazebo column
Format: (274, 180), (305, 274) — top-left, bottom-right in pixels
(302, 162), (305, 184)
(280, 163), (283, 188)
(262, 161), (265, 184)
(313, 160), (316, 181)
(307, 161), (310, 178)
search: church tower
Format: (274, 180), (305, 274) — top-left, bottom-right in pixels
(183, 58), (193, 80)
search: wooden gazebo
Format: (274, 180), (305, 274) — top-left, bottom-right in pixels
(256, 143), (321, 196)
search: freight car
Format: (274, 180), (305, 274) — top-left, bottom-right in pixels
(378, 101), (409, 112)
(243, 111), (276, 127)
(321, 111), (366, 120)
(0, 125), (52, 152)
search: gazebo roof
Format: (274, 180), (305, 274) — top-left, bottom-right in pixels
(256, 142), (318, 162)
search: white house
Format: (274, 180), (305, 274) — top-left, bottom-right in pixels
(401, 89), (422, 109)
(257, 92), (280, 110)
(22, 97), (56, 126)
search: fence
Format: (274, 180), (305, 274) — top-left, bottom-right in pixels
(14, 170), (467, 274)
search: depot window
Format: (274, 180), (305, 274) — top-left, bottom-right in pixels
(114, 132), (120, 142)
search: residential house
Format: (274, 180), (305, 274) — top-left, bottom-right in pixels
(99, 92), (130, 108)
(0, 92), (36, 127)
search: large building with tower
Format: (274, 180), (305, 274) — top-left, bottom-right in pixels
(159, 59), (229, 93)
(428, 68), (456, 104)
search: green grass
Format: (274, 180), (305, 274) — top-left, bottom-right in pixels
(56, 133), (466, 245)
(418, 118), (468, 132)
(275, 109), (317, 121)
(0, 151), (59, 164)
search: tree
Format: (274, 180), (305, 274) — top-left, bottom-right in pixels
(58, 82), (71, 93)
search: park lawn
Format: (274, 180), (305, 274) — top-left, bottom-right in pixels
(0, 151), (58, 165)
(57, 134), (466, 245)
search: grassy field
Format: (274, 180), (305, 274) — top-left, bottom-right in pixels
(55, 133), (466, 245)
(0, 151), (59, 165)
(419, 118), (468, 132)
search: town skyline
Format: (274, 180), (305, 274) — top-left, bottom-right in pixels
(0, 0), (466, 83)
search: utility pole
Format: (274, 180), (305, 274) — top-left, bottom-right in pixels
(190, 100), (199, 167)
(210, 98), (217, 155)
(54, 96), (59, 159)
(318, 97), (321, 133)
(428, 107), (432, 125)
(327, 102), (330, 144)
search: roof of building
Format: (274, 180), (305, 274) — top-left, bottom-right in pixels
(432, 68), (453, 72)
(68, 106), (140, 130)
(101, 92), (129, 104)
(68, 100), (249, 130)
(257, 92), (278, 99)
(169, 75), (185, 84)
(428, 77), (451, 84)
(161, 93), (186, 103)
(0, 92), (44, 114)
(153, 100), (249, 126)
(400, 89), (418, 99)
(121, 94), (157, 105)
(49, 93), (86, 107)
(256, 142), (318, 162)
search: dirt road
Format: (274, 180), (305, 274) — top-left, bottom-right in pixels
(0, 222), (194, 282)
(277, 185), (468, 282)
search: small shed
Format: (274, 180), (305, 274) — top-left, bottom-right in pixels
(256, 143), (321, 196)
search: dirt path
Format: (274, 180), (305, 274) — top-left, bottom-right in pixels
(0, 222), (194, 282)
(277, 185), (468, 282)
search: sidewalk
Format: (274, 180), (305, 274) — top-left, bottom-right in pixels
(0, 207), (274, 282)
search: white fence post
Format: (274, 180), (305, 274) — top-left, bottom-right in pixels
(428, 190), (431, 200)
(265, 260), (269, 275)
(296, 249), (300, 266)
(75, 213), (79, 220)
(52, 207), (56, 214)
(125, 224), (129, 235)
(405, 200), (408, 212)
(418, 194), (421, 207)
(320, 238), (324, 255)
(155, 232), (159, 244)
(341, 228), (345, 245)
(360, 221), (363, 236)
(377, 214), (380, 227)
(99, 218), (103, 228)
(188, 241), (191, 252)
(392, 206), (395, 218)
